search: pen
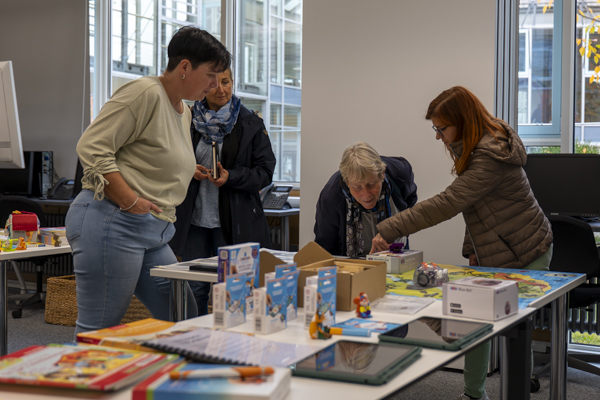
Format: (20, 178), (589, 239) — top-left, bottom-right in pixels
(329, 327), (372, 337)
(169, 366), (274, 380)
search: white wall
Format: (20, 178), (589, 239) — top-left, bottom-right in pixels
(0, 0), (89, 180)
(301, 0), (496, 265)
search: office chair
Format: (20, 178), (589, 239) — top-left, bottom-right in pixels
(0, 195), (50, 318)
(532, 214), (600, 386)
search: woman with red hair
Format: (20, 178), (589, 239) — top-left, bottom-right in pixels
(372, 86), (553, 400)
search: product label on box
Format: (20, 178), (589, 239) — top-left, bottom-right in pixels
(213, 273), (247, 328)
(217, 243), (260, 286)
(254, 277), (286, 334)
(282, 270), (299, 321)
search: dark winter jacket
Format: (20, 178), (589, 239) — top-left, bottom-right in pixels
(170, 105), (276, 255)
(314, 156), (418, 257)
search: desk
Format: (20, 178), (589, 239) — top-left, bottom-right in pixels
(0, 244), (72, 356)
(150, 268), (218, 322)
(264, 208), (299, 251)
(0, 303), (536, 400)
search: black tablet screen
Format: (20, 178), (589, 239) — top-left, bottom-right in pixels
(382, 317), (489, 345)
(292, 340), (415, 378)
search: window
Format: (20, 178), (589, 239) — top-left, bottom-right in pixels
(89, 0), (303, 183)
(514, 0), (600, 154)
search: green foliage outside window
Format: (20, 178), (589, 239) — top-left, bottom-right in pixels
(528, 141), (600, 154)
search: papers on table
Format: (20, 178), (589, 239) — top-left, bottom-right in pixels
(370, 294), (435, 314)
(157, 256), (219, 271)
(260, 248), (297, 264)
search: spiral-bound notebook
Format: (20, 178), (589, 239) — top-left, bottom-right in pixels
(140, 327), (318, 367)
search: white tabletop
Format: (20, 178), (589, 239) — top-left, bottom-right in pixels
(0, 301), (536, 400)
(150, 268), (218, 283)
(0, 244), (71, 261)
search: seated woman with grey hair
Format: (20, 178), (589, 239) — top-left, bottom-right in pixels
(314, 142), (418, 257)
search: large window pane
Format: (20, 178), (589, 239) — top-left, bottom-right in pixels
(284, 0), (301, 22)
(238, 0), (268, 95)
(270, 17), (282, 84)
(284, 21), (301, 87)
(238, 97), (266, 118)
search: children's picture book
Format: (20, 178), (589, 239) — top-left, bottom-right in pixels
(0, 344), (177, 391)
(76, 318), (204, 352)
(132, 362), (291, 400)
(332, 318), (402, 335)
(141, 327), (318, 367)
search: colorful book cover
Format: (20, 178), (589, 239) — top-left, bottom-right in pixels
(76, 318), (201, 352)
(132, 362), (291, 400)
(332, 318), (402, 334)
(0, 344), (176, 391)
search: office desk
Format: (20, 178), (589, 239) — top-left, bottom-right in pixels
(0, 303), (536, 400)
(264, 208), (299, 251)
(0, 244), (72, 356)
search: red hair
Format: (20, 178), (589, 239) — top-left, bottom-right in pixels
(426, 86), (504, 175)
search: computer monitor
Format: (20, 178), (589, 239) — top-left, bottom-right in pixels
(0, 60), (25, 169)
(0, 151), (53, 197)
(524, 154), (600, 218)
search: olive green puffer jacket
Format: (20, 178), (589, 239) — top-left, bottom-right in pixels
(377, 121), (552, 269)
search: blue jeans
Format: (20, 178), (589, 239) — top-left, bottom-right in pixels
(181, 225), (227, 315)
(66, 190), (198, 335)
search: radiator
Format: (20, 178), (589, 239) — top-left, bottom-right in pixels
(532, 277), (600, 336)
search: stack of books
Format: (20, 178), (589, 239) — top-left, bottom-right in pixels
(38, 227), (67, 245)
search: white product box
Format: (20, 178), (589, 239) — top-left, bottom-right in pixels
(213, 273), (247, 328)
(303, 284), (317, 328)
(254, 277), (287, 334)
(366, 249), (423, 274)
(442, 277), (518, 321)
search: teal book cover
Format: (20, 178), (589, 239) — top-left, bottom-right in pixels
(133, 362), (291, 400)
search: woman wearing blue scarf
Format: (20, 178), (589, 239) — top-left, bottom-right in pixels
(314, 142), (418, 258)
(169, 68), (276, 314)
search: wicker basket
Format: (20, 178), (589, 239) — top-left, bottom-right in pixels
(44, 275), (152, 327)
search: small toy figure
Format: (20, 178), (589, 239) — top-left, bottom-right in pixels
(309, 309), (332, 339)
(413, 262), (449, 288)
(53, 233), (62, 247)
(15, 237), (27, 250)
(389, 242), (405, 253)
(353, 292), (372, 318)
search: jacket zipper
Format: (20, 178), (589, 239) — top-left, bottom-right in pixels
(465, 223), (481, 266)
(498, 234), (519, 262)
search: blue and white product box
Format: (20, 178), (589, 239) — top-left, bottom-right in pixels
(217, 242), (260, 286)
(213, 272), (247, 328)
(254, 277), (287, 334)
(304, 270), (337, 329)
(442, 277), (518, 321)
(366, 249), (424, 274)
(282, 270), (299, 321)
(303, 267), (336, 328)
(265, 263), (297, 283)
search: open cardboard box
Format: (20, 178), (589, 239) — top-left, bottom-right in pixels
(260, 242), (387, 311)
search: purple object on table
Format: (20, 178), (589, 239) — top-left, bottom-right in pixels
(389, 242), (405, 253)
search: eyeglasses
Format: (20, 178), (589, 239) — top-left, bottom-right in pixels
(432, 125), (448, 136)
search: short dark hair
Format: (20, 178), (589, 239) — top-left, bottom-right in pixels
(166, 26), (231, 72)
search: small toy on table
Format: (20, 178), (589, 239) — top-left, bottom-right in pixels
(52, 233), (62, 247)
(15, 237), (27, 251)
(353, 292), (372, 318)
(309, 299), (332, 340)
(388, 242), (405, 253)
(413, 262), (449, 288)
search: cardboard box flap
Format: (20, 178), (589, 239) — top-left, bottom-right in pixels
(258, 251), (286, 287)
(293, 241), (334, 267)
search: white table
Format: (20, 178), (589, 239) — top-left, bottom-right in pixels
(264, 208), (299, 251)
(0, 244), (72, 356)
(0, 303), (537, 400)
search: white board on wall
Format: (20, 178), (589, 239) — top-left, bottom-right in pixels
(0, 0), (89, 180)
(300, 0), (496, 265)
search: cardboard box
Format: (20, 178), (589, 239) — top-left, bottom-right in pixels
(260, 242), (387, 311)
(366, 249), (423, 274)
(442, 277), (518, 321)
(213, 273), (247, 328)
(254, 277), (287, 334)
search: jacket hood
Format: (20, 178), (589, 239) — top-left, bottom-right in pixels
(449, 120), (527, 167)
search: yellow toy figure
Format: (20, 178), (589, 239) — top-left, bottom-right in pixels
(309, 309), (332, 340)
(353, 292), (372, 318)
(15, 237), (27, 251)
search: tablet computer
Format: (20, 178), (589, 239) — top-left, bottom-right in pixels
(378, 317), (493, 351)
(291, 340), (421, 385)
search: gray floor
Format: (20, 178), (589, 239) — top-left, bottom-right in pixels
(6, 291), (600, 400)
